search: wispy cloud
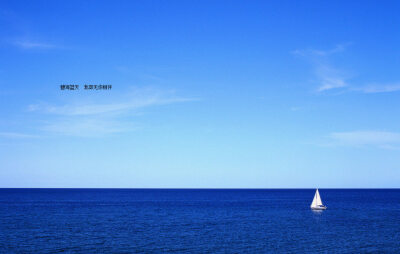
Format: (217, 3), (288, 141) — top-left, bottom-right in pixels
(292, 44), (348, 57)
(29, 97), (195, 116)
(41, 118), (135, 137)
(315, 65), (349, 92)
(14, 40), (56, 49)
(317, 78), (347, 92)
(353, 83), (400, 94)
(0, 132), (39, 139)
(294, 44), (400, 94)
(293, 44), (351, 92)
(328, 130), (400, 149)
(290, 106), (301, 111)
(28, 87), (198, 137)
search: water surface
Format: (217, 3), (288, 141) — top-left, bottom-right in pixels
(1, 189), (399, 253)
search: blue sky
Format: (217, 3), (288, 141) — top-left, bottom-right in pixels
(1, 0), (400, 188)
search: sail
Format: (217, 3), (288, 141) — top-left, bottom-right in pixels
(310, 189), (323, 208)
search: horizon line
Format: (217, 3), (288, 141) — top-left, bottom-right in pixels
(1, 187), (400, 190)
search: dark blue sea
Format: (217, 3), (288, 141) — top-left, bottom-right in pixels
(1, 189), (400, 253)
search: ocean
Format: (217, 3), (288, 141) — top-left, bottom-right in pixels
(0, 189), (399, 253)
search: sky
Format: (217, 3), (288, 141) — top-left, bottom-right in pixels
(0, 0), (400, 188)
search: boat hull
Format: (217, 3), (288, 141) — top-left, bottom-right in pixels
(311, 206), (327, 210)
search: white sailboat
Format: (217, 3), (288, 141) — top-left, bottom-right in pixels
(310, 189), (327, 210)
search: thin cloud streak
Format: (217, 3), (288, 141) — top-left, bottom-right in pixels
(0, 132), (39, 139)
(315, 65), (349, 92)
(41, 118), (136, 137)
(14, 40), (56, 49)
(317, 78), (347, 91)
(328, 130), (400, 149)
(353, 83), (400, 94)
(28, 87), (198, 137)
(294, 44), (400, 94)
(29, 97), (197, 116)
(292, 43), (348, 57)
(293, 44), (350, 92)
